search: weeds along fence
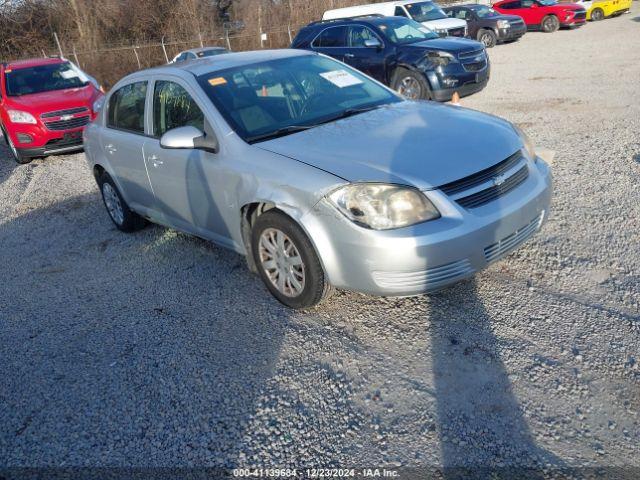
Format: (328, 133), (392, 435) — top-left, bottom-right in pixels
(31, 0), (484, 88)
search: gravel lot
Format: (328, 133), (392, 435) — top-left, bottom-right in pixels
(1, 7), (639, 476)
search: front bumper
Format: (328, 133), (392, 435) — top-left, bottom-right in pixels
(6, 115), (92, 158)
(497, 25), (527, 41)
(301, 158), (552, 297)
(426, 62), (491, 102)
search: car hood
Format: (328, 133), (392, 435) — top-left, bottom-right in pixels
(403, 37), (484, 54)
(256, 102), (523, 190)
(6, 85), (98, 114)
(498, 14), (527, 21)
(422, 17), (467, 29)
(551, 2), (584, 9)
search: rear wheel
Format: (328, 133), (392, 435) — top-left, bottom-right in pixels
(252, 210), (333, 309)
(590, 8), (604, 20)
(98, 172), (147, 232)
(2, 128), (31, 164)
(391, 68), (431, 100)
(477, 29), (497, 48)
(541, 15), (560, 32)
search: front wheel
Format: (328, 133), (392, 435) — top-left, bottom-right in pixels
(541, 15), (560, 32)
(477, 29), (497, 48)
(590, 8), (604, 21)
(391, 68), (431, 101)
(252, 210), (333, 309)
(2, 128), (31, 164)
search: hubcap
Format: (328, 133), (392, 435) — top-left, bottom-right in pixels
(481, 33), (492, 46)
(102, 182), (124, 225)
(258, 228), (305, 298)
(397, 76), (422, 100)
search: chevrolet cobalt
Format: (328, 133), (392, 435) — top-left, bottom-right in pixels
(84, 50), (552, 309)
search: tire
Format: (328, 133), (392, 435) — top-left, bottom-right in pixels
(1, 127), (31, 164)
(541, 15), (560, 32)
(591, 8), (604, 20)
(251, 210), (333, 309)
(97, 172), (147, 232)
(477, 29), (497, 48)
(391, 68), (431, 101)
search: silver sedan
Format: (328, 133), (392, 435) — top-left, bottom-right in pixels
(83, 49), (552, 309)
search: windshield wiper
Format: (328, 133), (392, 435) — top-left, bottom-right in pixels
(246, 125), (315, 143)
(247, 105), (383, 143)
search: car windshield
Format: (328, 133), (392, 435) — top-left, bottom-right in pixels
(377, 17), (440, 44)
(405, 1), (448, 21)
(474, 6), (500, 17)
(4, 61), (90, 96)
(197, 55), (401, 143)
(198, 49), (228, 58)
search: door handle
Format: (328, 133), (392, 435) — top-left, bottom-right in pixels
(148, 155), (163, 167)
(105, 144), (117, 154)
(344, 53), (355, 58)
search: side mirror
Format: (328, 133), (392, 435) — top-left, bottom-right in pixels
(160, 126), (218, 154)
(364, 38), (382, 49)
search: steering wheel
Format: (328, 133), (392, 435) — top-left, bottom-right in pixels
(300, 94), (327, 116)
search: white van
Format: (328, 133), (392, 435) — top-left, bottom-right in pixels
(322, 0), (468, 38)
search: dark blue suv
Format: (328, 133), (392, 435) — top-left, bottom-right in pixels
(292, 15), (490, 102)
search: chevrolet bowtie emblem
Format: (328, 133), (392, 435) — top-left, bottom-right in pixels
(493, 173), (508, 187)
(60, 114), (74, 121)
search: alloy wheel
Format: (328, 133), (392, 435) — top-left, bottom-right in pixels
(258, 228), (306, 298)
(6, 133), (19, 159)
(397, 76), (422, 100)
(102, 182), (124, 226)
(480, 32), (494, 47)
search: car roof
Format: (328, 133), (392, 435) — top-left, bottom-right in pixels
(4, 57), (65, 70)
(123, 49), (314, 83)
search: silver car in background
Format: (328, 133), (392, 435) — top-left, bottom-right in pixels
(84, 49), (551, 309)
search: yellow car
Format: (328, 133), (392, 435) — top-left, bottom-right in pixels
(570, 0), (632, 20)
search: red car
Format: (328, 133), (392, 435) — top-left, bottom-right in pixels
(493, 0), (587, 32)
(0, 57), (104, 164)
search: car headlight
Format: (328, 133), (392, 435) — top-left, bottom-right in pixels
(497, 19), (510, 28)
(93, 96), (106, 113)
(328, 183), (440, 230)
(420, 51), (457, 68)
(513, 125), (537, 160)
(8, 110), (37, 124)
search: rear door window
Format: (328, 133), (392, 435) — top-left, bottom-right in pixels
(500, 1), (522, 8)
(107, 81), (148, 134)
(312, 26), (348, 47)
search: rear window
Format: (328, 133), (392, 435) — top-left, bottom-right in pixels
(312, 26), (348, 47)
(4, 61), (90, 96)
(107, 81), (148, 134)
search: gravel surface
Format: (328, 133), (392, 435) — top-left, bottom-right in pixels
(1, 8), (639, 476)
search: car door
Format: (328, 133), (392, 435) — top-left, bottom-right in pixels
(143, 77), (227, 240)
(100, 80), (156, 212)
(310, 25), (349, 62)
(343, 25), (387, 83)
(521, 0), (546, 24)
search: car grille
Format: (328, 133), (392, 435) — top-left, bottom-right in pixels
(43, 116), (90, 131)
(40, 107), (89, 119)
(509, 19), (526, 28)
(439, 151), (529, 209)
(372, 259), (474, 291)
(484, 212), (545, 263)
(447, 27), (466, 37)
(574, 10), (586, 19)
(458, 48), (487, 71)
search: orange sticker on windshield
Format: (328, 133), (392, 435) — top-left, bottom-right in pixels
(208, 77), (227, 86)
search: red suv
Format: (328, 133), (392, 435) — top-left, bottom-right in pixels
(493, 0), (587, 32)
(0, 57), (104, 164)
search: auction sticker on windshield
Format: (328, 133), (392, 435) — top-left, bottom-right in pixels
(320, 70), (363, 88)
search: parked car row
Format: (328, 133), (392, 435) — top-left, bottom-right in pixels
(1, 0), (627, 307)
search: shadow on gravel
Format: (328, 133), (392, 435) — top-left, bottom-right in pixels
(0, 193), (288, 467)
(631, 16), (640, 22)
(428, 280), (564, 478)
